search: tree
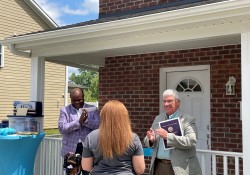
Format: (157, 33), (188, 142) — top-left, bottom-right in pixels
(69, 69), (99, 102)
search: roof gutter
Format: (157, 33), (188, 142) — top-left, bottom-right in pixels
(7, 43), (31, 58)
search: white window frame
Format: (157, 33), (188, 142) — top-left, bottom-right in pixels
(0, 44), (4, 67)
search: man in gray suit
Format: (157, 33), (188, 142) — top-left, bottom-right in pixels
(144, 89), (202, 175)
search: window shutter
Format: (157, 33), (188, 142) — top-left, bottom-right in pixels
(0, 45), (4, 67)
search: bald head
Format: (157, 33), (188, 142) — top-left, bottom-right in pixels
(70, 88), (83, 98)
(70, 88), (84, 109)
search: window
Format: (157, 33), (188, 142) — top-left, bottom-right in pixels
(0, 44), (4, 67)
(176, 78), (202, 92)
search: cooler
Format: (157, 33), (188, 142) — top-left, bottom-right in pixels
(7, 115), (43, 133)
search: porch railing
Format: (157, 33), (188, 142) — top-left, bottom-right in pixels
(197, 149), (243, 175)
(34, 136), (243, 175)
(34, 136), (64, 175)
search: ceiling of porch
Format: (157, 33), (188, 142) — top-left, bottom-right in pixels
(44, 34), (241, 70)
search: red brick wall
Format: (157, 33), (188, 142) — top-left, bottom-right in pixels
(99, 0), (179, 17)
(99, 44), (242, 174)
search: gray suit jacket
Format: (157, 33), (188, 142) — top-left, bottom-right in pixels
(144, 110), (202, 175)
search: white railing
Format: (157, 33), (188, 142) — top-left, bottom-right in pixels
(34, 136), (65, 175)
(34, 136), (243, 175)
(197, 149), (243, 175)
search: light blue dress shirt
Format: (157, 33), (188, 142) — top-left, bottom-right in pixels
(156, 109), (180, 160)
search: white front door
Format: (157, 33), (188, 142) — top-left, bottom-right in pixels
(160, 65), (211, 175)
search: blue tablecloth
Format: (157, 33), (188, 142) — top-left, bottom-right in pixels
(0, 132), (45, 175)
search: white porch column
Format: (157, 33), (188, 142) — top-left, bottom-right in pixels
(241, 32), (250, 175)
(30, 57), (45, 109)
(65, 66), (68, 106)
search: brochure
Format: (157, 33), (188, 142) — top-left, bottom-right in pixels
(159, 117), (183, 150)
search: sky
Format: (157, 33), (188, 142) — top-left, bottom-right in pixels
(34, 0), (99, 76)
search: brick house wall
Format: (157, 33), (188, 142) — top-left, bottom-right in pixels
(99, 44), (242, 174)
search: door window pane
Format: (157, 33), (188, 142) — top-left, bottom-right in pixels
(176, 79), (202, 92)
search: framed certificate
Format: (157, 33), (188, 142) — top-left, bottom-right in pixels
(159, 117), (183, 150)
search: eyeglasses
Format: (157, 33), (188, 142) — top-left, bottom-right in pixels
(163, 99), (179, 104)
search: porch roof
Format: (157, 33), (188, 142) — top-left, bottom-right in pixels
(1, 0), (249, 71)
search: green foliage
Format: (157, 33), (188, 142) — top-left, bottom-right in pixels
(69, 69), (99, 102)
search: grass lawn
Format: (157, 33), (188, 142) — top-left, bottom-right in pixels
(44, 128), (60, 135)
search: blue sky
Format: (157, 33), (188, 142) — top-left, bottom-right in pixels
(34, 0), (99, 77)
(34, 0), (99, 26)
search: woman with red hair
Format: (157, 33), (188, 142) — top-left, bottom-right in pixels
(81, 100), (145, 175)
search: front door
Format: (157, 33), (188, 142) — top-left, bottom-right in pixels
(160, 65), (211, 175)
